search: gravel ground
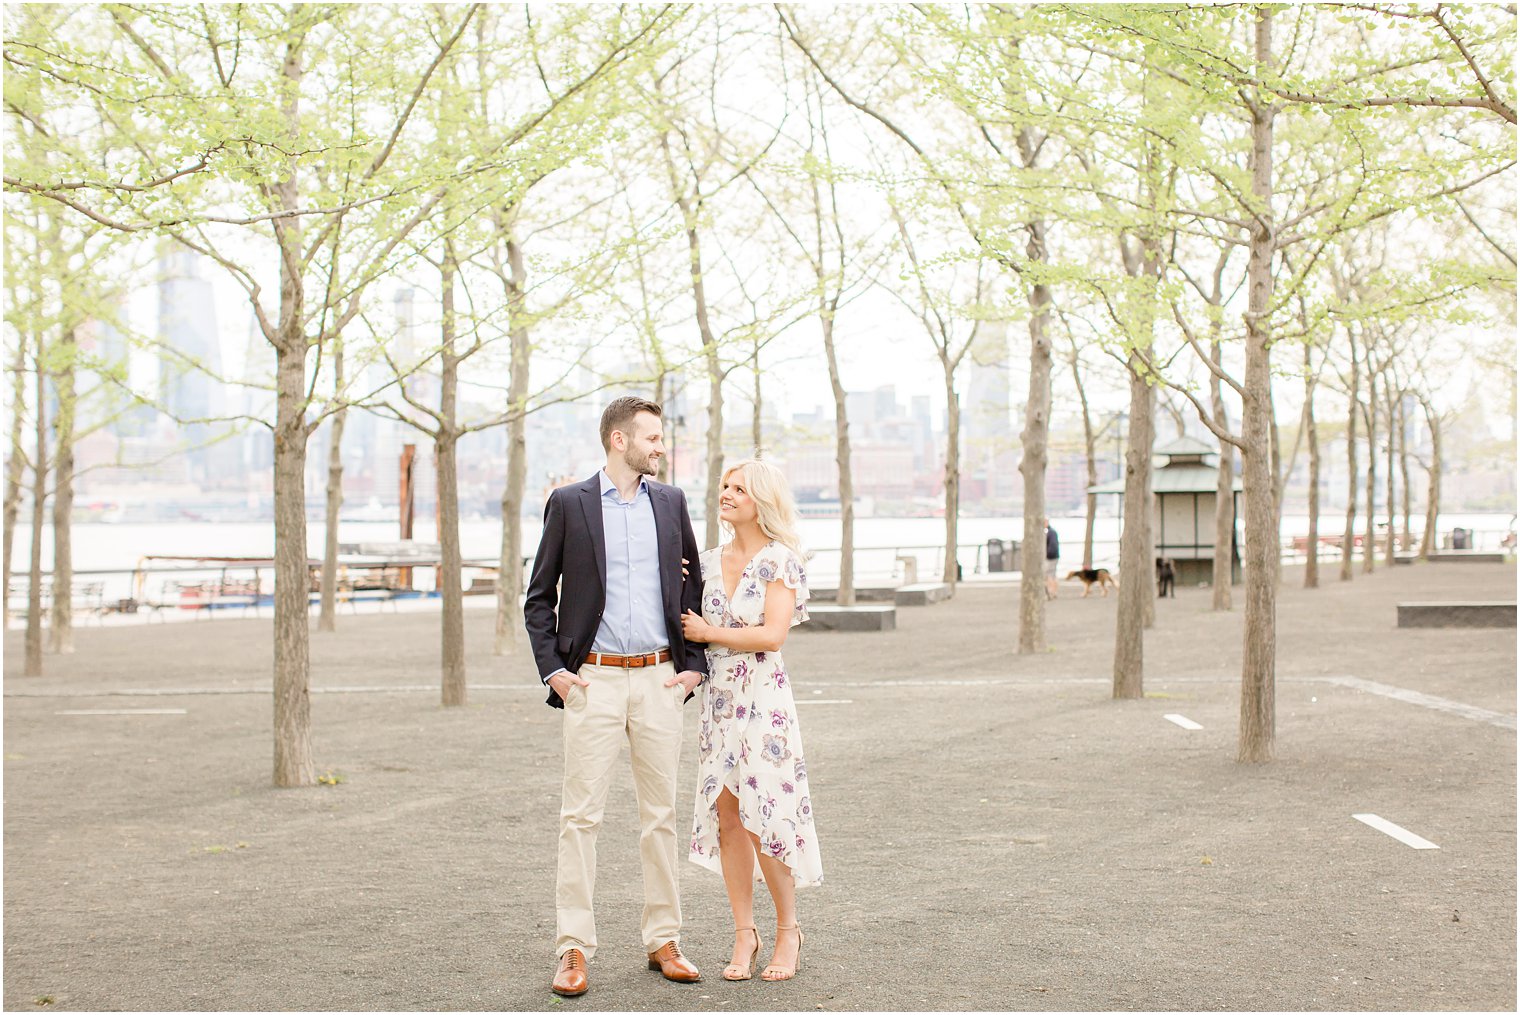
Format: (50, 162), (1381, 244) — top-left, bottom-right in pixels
(3, 559), (1515, 1012)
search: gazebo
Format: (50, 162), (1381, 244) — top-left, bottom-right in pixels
(1087, 435), (1242, 587)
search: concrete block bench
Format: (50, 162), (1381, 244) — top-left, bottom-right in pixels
(894, 582), (952, 606)
(808, 585), (897, 603)
(802, 603), (896, 632)
(1396, 602), (1517, 628)
(1428, 552), (1508, 564)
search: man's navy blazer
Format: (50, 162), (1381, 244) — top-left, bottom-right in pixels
(523, 472), (708, 708)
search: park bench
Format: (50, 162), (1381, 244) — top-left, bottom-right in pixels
(332, 586), (401, 612)
(5, 577), (106, 622)
(1396, 602), (1516, 628)
(1428, 551), (1508, 564)
(801, 603), (896, 632)
(807, 584), (898, 603)
(893, 582), (952, 606)
(157, 578), (263, 618)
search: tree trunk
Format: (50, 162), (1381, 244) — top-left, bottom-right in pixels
(270, 37), (314, 788)
(438, 428), (464, 706)
(1070, 354), (1097, 570)
(1270, 417), (1285, 518)
(318, 341), (346, 633)
(677, 197), (723, 550)
(1237, 9), (1277, 764)
(705, 348), (724, 548)
(1340, 327), (1359, 581)
(438, 240), (465, 707)
(1362, 372), (1377, 575)
(495, 218), (530, 655)
(1419, 397), (1440, 559)
(1140, 380), (1157, 630)
(1211, 337), (1234, 608)
(822, 308), (854, 606)
(1133, 234), (1163, 631)
(1397, 393), (1412, 548)
(1113, 352), (1154, 699)
(47, 329), (76, 654)
(1268, 404), (1284, 589)
(752, 338), (763, 453)
(1303, 341), (1319, 589)
(653, 371), (669, 483)
(24, 355), (46, 677)
(4, 333), (29, 626)
(942, 365), (960, 587)
(1017, 265), (1053, 654)
(1384, 384), (1397, 567)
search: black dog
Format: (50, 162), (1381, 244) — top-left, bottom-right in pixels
(1155, 557), (1176, 598)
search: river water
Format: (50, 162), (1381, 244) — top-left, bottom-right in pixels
(11, 510), (1511, 590)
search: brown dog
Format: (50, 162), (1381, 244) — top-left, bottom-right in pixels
(1066, 568), (1118, 597)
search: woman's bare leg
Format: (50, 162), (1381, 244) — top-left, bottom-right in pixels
(747, 836), (800, 978)
(715, 788), (761, 973)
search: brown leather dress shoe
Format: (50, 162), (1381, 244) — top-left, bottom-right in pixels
(646, 940), (701, 983)
(552, 948), (589, 996)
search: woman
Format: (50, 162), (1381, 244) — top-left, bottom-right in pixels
(681, 458), (821, 983)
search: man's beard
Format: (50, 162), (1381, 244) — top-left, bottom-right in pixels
(624, 444), (657, 477)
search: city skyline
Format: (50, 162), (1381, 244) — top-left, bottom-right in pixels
(59, 250), (1518, 525)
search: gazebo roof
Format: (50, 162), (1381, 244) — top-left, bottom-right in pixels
(1087, 466), (1243, 496)
(1155, 435), (1217, 459)
(1086, 433), (1241, 495)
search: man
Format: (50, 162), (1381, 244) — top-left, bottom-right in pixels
(524, 396), (708, 997)
(1044, 518), (1060, 601)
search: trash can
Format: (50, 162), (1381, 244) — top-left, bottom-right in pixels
(1452, 527), (1472, 550)
(986, 538), (1007, 572)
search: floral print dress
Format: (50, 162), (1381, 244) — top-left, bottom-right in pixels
(688, 541), (823, 888)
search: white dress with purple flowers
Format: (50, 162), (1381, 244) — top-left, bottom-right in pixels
(688, 541), (823, 888)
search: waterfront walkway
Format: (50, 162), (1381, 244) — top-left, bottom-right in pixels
(3, 561), (1515, 1010)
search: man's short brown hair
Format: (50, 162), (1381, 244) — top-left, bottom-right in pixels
(600, 396), (663, 451)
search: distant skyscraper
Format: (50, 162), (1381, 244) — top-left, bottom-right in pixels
(911, 394), (931, 429)
(155, 249), (224, 483)
(963, 322), (1019, 502)
(393, 287), (419, 363)
(356, 287), (428, 511)
(156, 250), (221, 424)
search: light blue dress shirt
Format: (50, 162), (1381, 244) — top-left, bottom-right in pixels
(591, 470), (668, 655)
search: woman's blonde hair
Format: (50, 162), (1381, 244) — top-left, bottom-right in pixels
(720, 457), (805, 558)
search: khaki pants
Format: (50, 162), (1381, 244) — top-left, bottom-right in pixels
(556, 660), (686, 960)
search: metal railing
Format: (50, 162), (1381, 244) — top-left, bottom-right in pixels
(800, 538), (1124, 583)
(3, 558), (501, 625)
(7, 527), (1510, 627)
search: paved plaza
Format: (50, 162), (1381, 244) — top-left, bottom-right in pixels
(3, 560), (1515, 1011)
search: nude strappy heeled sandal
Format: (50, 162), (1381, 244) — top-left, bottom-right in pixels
(761, 924), (803, 981)
(723, 926), (761, 981)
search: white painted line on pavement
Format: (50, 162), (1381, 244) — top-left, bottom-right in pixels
(9, 675), (1515, 739)
(56, 708), (187, 716)
(1321, 676), (1516, 731)
(829, 677), (1108, 688)
(1163, 713), (1203, 730)
(1352, 813), (1439, 850)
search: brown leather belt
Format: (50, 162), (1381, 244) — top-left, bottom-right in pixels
(582, 648), (671, 669)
